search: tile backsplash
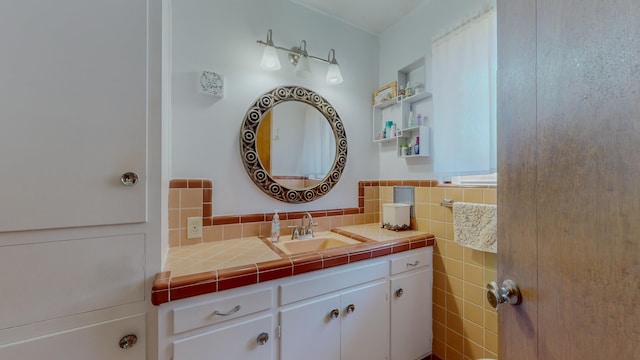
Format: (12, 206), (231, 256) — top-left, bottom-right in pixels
(168, 178), (497, 359)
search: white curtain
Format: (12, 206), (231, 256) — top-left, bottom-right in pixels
(432, 8), (497, 175)
(302, 107), (335, 179)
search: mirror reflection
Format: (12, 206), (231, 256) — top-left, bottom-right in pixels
(257, 102), (336, 190)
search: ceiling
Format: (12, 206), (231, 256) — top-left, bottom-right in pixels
(289, 0), (427, 35)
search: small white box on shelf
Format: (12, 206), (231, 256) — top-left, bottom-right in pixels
(382, 203), (411, 231)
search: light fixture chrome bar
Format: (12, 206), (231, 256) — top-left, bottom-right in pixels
(257, 29), (343, 84)
(256, 40), (333, 65)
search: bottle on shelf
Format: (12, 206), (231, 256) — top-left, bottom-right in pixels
(405, 81), (414, 97)
(414, 136), (420, 155)
(398, 85), (405, 99)
(401, 144), (408, 157)
(416, 114), (423, 126)
(385, 121), (393, 138)
(408, 111), (414, 128)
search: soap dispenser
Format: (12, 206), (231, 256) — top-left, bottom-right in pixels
(271, 210), (281, 243)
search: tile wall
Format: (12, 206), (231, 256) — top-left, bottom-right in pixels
(168, 179), (498, 360)
(377, 184), (499, 360)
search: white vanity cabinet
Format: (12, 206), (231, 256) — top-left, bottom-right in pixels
(158, 247), (433, 360)
(390, 249), (434, 360)
(278, 260), (390, 360)
(161, 286), (276, 360)
(280, 281), (389, 360)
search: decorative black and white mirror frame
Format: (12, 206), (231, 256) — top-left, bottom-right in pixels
(239, 86), (347, 203)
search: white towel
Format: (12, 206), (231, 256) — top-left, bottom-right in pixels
(452, 202), (497, 253)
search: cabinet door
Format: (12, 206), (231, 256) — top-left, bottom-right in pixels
(0, 313), (145, 360)
(340, 281), (389, 360)
(0, 0), (148, 232)
(390, 269), (432, 360)
(173, 315), (273, 360)
(280, 295), (341, 360)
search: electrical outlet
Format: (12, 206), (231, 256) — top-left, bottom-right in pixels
(187, 217), (202, 238)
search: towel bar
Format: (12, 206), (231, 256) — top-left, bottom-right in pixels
(440, 199), (454, 208)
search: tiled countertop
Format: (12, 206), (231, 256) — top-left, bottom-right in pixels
(152, 223), (435, 305)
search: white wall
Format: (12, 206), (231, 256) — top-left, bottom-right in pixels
(377, 0), (494, 180)
(170, 0), (379, 215)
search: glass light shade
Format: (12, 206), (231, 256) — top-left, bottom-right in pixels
(294, 56), (312, 78)
(260, 46), (281, 71)
(326, 63), (343, 84)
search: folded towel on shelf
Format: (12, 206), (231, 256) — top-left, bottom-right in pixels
(452, 202), (497, 253)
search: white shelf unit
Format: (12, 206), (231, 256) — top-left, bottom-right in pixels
(372, 57), (433, 158)
(373, 91), (432, 158)
(398, 125), (430, 158)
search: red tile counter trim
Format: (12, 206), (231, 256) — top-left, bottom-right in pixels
(151, 230), (435, 305)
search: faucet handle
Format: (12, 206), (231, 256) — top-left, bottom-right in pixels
(287, 225), (299, 239)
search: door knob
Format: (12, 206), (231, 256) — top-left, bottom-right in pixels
(119, 334), (137, 349)
(256, 332), (269, 345)
(120, 172), (139, 186)
(486, 279), (522, 309)
(329, 308), (340, 320)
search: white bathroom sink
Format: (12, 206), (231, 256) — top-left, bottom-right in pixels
(283, 238), (351, 253)
(275, 233), (361, 254)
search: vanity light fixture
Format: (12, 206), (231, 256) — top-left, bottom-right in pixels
(325, 49), (343, 84)
(256, 29), (344, 84)
(259, 29), (281, 71)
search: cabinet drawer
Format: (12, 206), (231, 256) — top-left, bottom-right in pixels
(0, 313), (145, 360)
(173, 315), (272, 360)
(280, 260), (387, 306)
(172, 288), (272, 334)
(0, 234), (145, 329)
(390, 248), (432, 275)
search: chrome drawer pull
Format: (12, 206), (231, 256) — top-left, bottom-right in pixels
(407, 260), (420, 267)
(213, 305), (241, 316)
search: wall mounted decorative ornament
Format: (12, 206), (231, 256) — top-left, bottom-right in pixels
(240, 86), (347, 203)
(199, 70), (224, 97)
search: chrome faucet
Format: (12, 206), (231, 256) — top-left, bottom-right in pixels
(289, 212), (317, 240)
(301, 212), (315, 238)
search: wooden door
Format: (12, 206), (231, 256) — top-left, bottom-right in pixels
(498, 0), (640, 358)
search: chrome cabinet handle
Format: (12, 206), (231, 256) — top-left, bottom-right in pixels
(329, 308), (340, 320)
(395, 288), (404, 297)
(256, 332), (269, 345)
(120, 172), (139, 186)
(407, 260), (420, 267)
(119, 334), (137, 349)
(213, 305), (241, 316)
(346, 304), (355, 314)
(487, 280), (522, 309)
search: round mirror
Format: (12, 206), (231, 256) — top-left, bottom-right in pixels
(240, 86), (347, 203)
